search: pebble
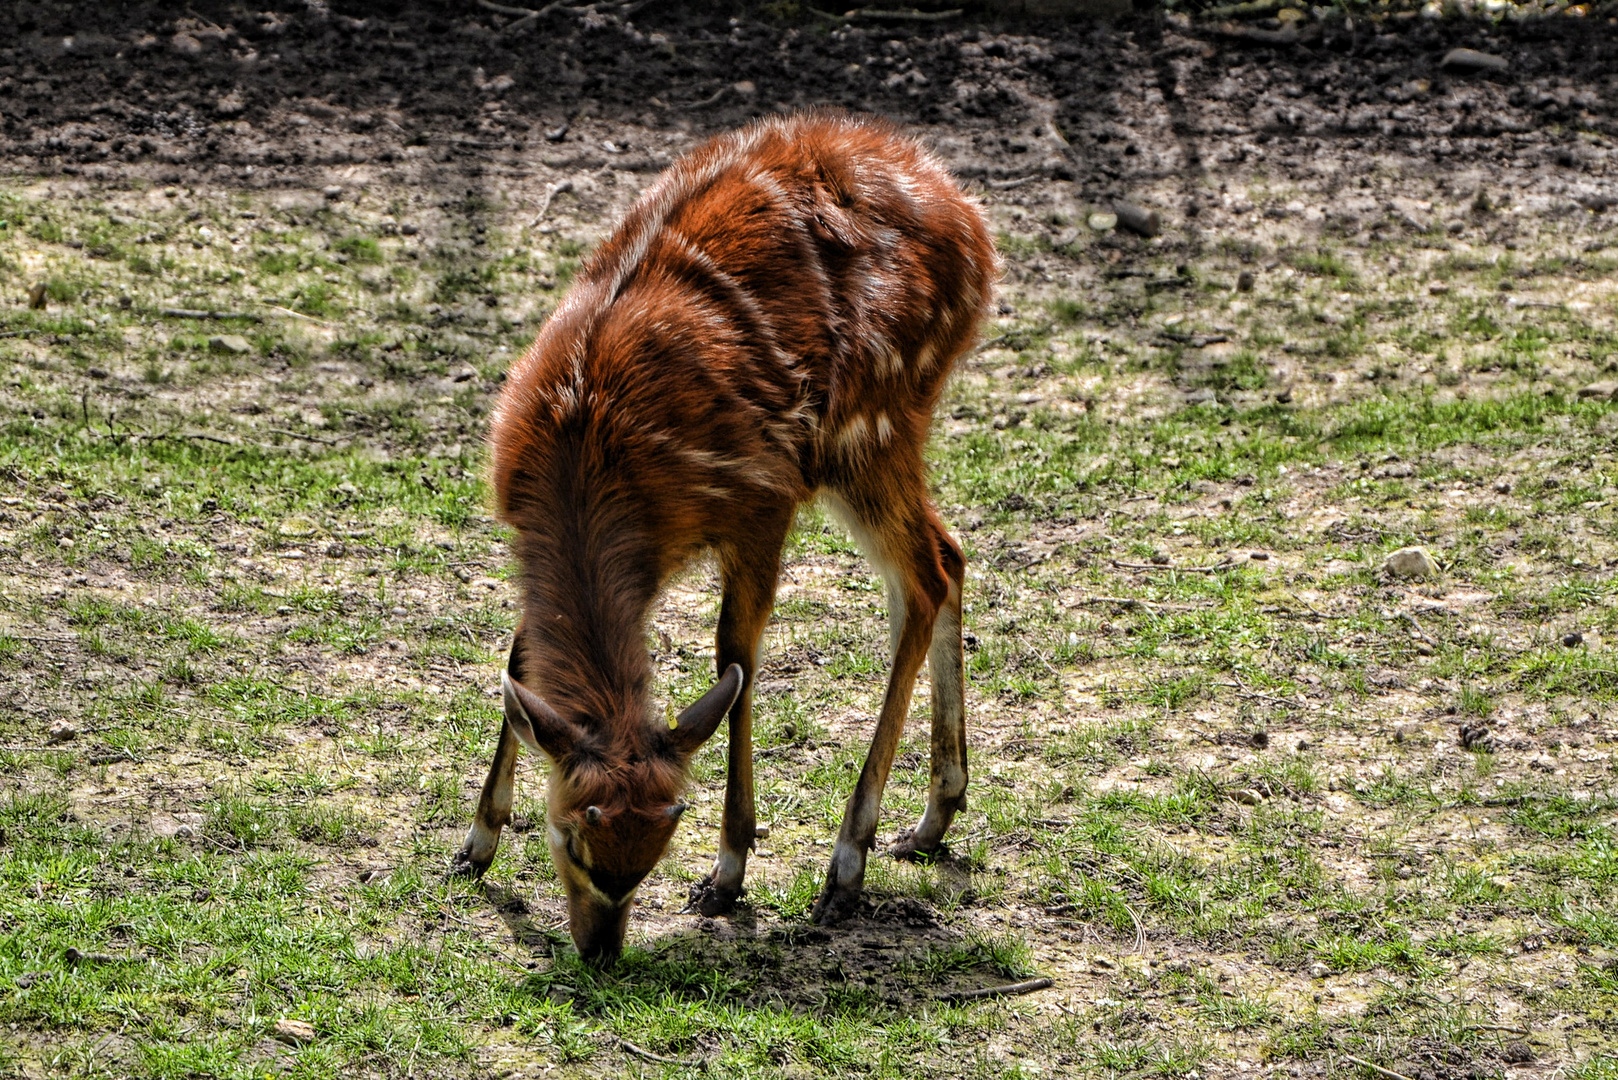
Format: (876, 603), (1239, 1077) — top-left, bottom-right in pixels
(47, 720), (77, 744)
(1382, 546), (1439, 581)
(1308, 962), (1330, 979)
(1249, 551), (1269, 561)
(1577, 381), (1618, 401)
(1440, 48), (1509, 74)
(321, 185), (343, 200)
(273, 1018), (317, 1045)
(1087, 211), (1118, 232)
(1113, 200), (1161, 238)
(1230, 788), (1264, 806)
(28, 282), (47, 310)
(1184, 387), (1218, 407)
(87, 367), (109, 379)
(209, 334), (252, 355)
(1563, 631), (1584, 648)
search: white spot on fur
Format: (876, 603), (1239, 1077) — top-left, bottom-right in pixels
(837, 415), (870, 455)
(874, 413), (893, 445)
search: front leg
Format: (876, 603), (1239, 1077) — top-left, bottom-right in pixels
(687, 535), (784, 917)
(452, 715), (521, 878)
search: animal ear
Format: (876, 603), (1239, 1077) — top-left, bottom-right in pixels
(666, 664), (744, 755)
(502, 669), (580, 760)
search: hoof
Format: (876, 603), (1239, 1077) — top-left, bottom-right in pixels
(448, 846), (491, 880)
(686, 875), (742, 917)
(810, 884), (862, 926)
(887, 827), (944, 863)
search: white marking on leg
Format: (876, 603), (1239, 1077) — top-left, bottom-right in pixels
(829, 839), (866, 888)
(461, 819), (501, 866)
(711, 849), (746, 893)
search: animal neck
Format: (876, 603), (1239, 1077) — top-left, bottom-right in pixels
(514, 517), (660, 737)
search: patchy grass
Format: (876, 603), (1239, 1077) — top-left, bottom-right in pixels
(0, 158), (1615, 1080)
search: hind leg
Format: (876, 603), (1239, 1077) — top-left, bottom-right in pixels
(812, 492), (954, 924)
(890, 517), (967, 859)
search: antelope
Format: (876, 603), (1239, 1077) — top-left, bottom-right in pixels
(452, 112), (995, 962)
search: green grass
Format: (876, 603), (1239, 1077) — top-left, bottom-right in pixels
(1, 158), (1616, 1079)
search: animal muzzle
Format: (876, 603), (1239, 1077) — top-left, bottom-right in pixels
(566, 891), (634, 964)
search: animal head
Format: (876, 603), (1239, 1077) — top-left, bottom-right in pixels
(501, 663), (742, 962)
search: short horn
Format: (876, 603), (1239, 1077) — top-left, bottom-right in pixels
(665, 802), (688, 822)
(667, 663), (744, 754)
(502, 670), (580, 760)
(585, 805), (604, 827)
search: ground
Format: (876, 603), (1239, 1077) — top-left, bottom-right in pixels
(1, 2), (1617, 1078)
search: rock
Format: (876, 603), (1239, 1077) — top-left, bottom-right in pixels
(1494, 480), (1512, 494)
(1230, 788), (1264, 806)
(1184, 387), (1218, 407)
(87, 367), (109, 379)
(46, 720), (76, 745)
(1577, 381), (1618, 400)
(1458, 722), (1494, 751)
(754, 823), (771, 839)
(1274, 386), (1292, 404)
(452, 367), (477, 383)
(1383, 546), (1439, 581)
(215, 92), (244, 116)
(322, 185), (343, 200)
(209, 334), (252, 355)
(1502, 1042), (1533, 1064)
(1441, 48), (1508, 74)
(1236, 270), (1256, 292)
(1113, 201), (1161, 238)
(400, 223), (419, 236)
(1249, 552), (1269, 562)
(1529, 753), (1556, 772)
(1564, 631), (1584, 648)
(1308, 962), (1330, 979)
(28, 282), (47, 310)
(174, 824), (195, 839)
(273, 1018), (316, 1045)
(1087, 211), (1117, 231)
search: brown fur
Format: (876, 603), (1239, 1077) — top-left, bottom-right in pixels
(454, 112), (995, 961)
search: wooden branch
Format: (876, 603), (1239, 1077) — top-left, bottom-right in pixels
(159, 308), (260, 321)
(811, 6), (963, 21)
(1340, 1054), (1418, 1080)
(939, 976), (1053, 1003)
(263, 304), (330, 326)
(1111, 560), (1237, 574)
(1068, 595), (1197, 612)
(618, 1037), (705, 1069)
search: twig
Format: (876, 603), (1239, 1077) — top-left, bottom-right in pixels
(265, 426), (340, 445)
(1068, 595), (1197, 612)
(1121, 900), (1146, 955)
(986, 175), (1042, 191)
(618, 1037), (705, 1069)
(159, 308), (260, 321)
(810, 5), (963, 20)
(263, 304), (330, 326)
(686, 85), (730, 109)
(1340, 1054), (1418, 1080)
(939, 976), (1054, 1003)
(1111, 560), (1237, 574)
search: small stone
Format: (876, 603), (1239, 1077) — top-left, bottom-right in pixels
(732, 80), (756, 97)
(1150, 552), (1170, 565)
(452, 367), (477, 383)
(1274, 386), (1292, 404)
(1090, 955), (1115, 970)
(215, 92), (245, 116)
(174, 824), (195, 839)
(1184, 387), (1218, 407)
(754, 823), (771, 839)
(322, 185), (343, 200)
(1113, 200), (1161, 238)
(1441, 48), (1509, 74)
(1308, 962), (1330, 979)
(1564, 631), (1584, 648)
(1502, 1042), (1533, 1065)
(46, 720), (77, 745)
(1529, 753), (1556, 772)
(1577, 381), (1618, 400)
(28, 282), (47, 309)
(1276, 6), (1304, 21)
(1458, 722), (1494, 751)
(209, 334), (252, 355)
(1236, 270), (1256, 292)
(1249, 551), (1269, 561)
(1230, 788), (1264, 806)
(1383, 546), (1440, 581)
(400, 223), (419, 236)
(1494, 480), (1512, 494)
(273, 1018), (316, 1045)
(1396, 865), (1414, 879)
(1087, 211), (1118, 232)
(87, 367), (109, 379)
(1427, 281), (1450, 294)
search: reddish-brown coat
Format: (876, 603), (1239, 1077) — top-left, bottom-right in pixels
(460, 112), (995, 960)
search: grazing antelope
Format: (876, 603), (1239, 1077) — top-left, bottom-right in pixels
(452, 112), (995, 962)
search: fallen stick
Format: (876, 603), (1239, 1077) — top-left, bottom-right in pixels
(1111, 560), (1237, 574)
(263, 304), (329, 326)
(618, 1037), (705, 1069)
(1069, 595), (1197, 612)
(939, 977), (1053, 1003)
(810, 5), (963, 20)
(159, 308), (260, 321)
(1340, 1054), (1418, 1080)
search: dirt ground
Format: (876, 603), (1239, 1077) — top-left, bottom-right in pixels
(2, 2), (1618, 1079)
